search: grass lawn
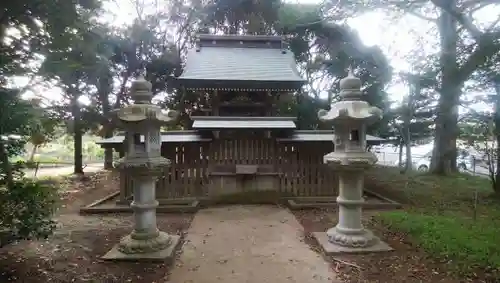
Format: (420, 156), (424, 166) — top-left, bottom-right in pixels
(366, 166), (500, 278)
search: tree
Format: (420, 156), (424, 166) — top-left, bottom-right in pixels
(0, 0), (101, 83)
(326, 0), (500, 174)
(0, 90), (37, 186)
(26, 99), (60, 162)
(91, 7), (183, 167)
(160, 1), (393, 131)
(0, 0), (98, 246)
(462, 49), (500, 194)
(40, 17), (107, 174)
(278, 4), (393, 132)
(390, 72), (436, 172)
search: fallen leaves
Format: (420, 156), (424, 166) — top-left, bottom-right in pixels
(293, 208), (463, 283)
(0, 171), (194, 283)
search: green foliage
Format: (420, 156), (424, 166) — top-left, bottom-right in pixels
(27, 100), (61, 147)
(0, 180), (58, 247)
(0, 0), (101, 79)
(379, 211), (500, 275)
(0, 89), (36, 139)
(202, 0), (281, 34)
(0, 89), (35, 183)
(0, 161), (27, 182)
(276, 5), (393, 133)
(277, 2), (322, 32)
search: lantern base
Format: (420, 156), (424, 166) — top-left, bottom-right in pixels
(102, 233), (181, 262)
(312, 231), (392, 254)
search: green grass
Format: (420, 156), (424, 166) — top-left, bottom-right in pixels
(379, 211), (500, 274)
(367, 166), (500, 277)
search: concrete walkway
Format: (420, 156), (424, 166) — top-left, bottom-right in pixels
(167, 205), (340, 283)
(23, 163), (104, 178)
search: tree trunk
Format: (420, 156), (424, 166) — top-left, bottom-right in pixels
(494, 134), (500, 194)
(103, 135), (113, 170)
(493, 78), (500, 194)
(431, 2), (460, 175)
(0, 141), (13, 188)
(403, 79), (416, 173)
(29, 144), (39, 162)
(71, 96), (84, 174)
(98, 73), (114, 170)
(405, 133), (412, 171)
(398, 140), (403, 168)
(102, 118), (113, 170)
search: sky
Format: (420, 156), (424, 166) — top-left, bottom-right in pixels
(17, 0), (500, 112)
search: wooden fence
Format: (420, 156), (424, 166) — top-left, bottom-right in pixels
(119, 139), (338, 201)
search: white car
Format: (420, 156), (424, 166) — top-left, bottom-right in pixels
(397, 150), (473, 172)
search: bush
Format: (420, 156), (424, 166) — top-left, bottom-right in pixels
(0, 180), (58, 247)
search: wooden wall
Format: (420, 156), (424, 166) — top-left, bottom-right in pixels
(119, 139), (338, 200)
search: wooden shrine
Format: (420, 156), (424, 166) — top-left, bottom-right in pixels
(97, 34), (385, 204)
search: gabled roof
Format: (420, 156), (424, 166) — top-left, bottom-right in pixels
(96, 129), (386, 146)
(276, 130), (386, 144)
(190, 116), (297, 129)
(95, 131), (210, 145)
(176, 34), (306, 90)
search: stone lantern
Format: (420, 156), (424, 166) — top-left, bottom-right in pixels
(313, 70), (392, 253)
(103, 76), (181, 261)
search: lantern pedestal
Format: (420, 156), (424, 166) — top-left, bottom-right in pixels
(312, 231), (392, 254)
(314, 70), (392, 254)
(103, 157), (181, 261)
(102, 234), (181, 262)
(102, 76), (180, 262)
(312, 151), (392, 254)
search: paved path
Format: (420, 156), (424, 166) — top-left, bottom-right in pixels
(23, 163), (104, 178)
(167, 205), (339, 283)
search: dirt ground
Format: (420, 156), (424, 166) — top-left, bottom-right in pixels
(293, 208), (484, 283)
(0, 171), (193, 283)
(1, 170), (491, 283)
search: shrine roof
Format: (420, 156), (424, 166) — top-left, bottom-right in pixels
(276, 130), (386, 144)
(95, 131), (210, 145)
(176, 34), (306, 91)
(190, 116), (297, 129)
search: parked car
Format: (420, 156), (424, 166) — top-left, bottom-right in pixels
(396, 149), (473, 172)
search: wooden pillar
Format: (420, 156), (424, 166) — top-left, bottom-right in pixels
(116, 134), (133, 205)
(116, 170), (130, 205)
(118, 147), (125, 158)
(266, 90), (273, 116)
(213, 89), (220, 139)
(212, 89), (219, 116)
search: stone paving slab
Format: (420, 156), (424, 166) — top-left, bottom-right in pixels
(167, 205), (340, 283)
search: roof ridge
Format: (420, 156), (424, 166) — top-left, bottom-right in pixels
(197, 34), (283, 42)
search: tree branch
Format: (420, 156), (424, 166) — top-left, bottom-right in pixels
(457, 30), (500, 83)
(431, 0), (483, 40)
(381, 0), (438, 22)
(406, 10), (438, 22)
(487, 15), (500, 32)
(462, 0), (499, 13)
(113, 73), (130, 109)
